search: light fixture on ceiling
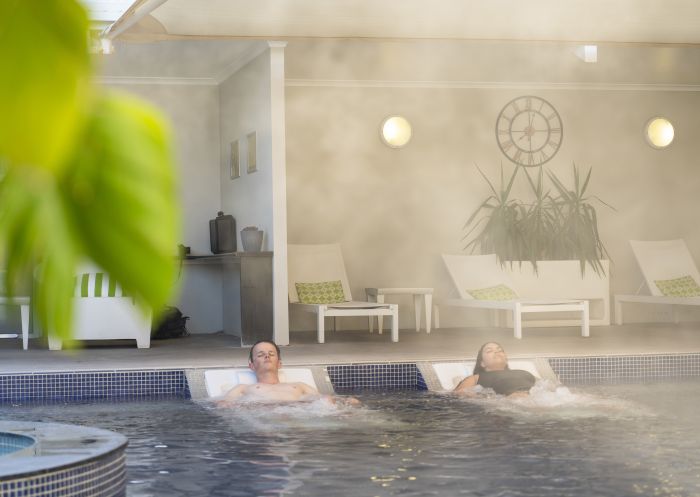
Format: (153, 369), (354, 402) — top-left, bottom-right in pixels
(380, 116), (412, 148)
(100, 38), (115, 55)
(88, 29), (115, 55)
(644, 117), (674, 149)
(574, 44), (597, 63)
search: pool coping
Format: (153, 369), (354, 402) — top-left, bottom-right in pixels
(3, 350), (698, 373)
(2, 352), (700, 403)
(0, 421), (127, 487)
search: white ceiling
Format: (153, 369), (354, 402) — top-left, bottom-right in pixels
(98, 39), (265, 81)
(99, 0), (700, 84)
(82, 0), (135, 22)
(113, 0), (700, 44)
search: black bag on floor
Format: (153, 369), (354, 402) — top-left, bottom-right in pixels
(152, 306), (190, 339)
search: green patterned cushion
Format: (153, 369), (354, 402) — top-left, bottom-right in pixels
(296, 280), (346, 304)
(467, 284), (518, 300)
(654, 275), (700, 297)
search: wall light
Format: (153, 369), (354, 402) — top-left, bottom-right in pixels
(380, 116), (412, 148)
(644, 117), (674, 149)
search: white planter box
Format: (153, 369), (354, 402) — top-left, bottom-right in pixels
(505, 259), (610, 326)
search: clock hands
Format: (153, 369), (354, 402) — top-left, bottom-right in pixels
(516, 111), (535, 141)
(517, 111), (547, 141)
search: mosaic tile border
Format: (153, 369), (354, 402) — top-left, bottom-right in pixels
(549, 353), (700, 385)
(327, 363), (428, 391)
(0, 370), (190, 404)
(1, 447), (126, 497)
(3, 354), (700, 403)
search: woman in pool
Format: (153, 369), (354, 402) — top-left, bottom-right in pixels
(454, 342), (536, 397)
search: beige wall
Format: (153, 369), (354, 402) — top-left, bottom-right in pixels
(220, 48), (291, 341)
(219, 51), (274, 250)
(105, 47), (287, 338)
(106, 83), (224, 333)
(285, 41), (700, 330)
(112, 84), (221, 253)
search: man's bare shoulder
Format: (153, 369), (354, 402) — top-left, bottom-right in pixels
(289, 382), (321, 396)
(216, 383), (250, 406)
(224, 383), (250, 397)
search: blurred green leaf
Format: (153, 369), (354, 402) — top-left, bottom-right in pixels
(0, 1), (180, 342)
(0, 167), (79, 340)
(61, 92), (180, 312)
(0, 0), (91, 171)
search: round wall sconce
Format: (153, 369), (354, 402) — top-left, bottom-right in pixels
(380, 115), (412, 148)
(644, 117), (674, 149)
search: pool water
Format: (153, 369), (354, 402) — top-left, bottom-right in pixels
(0, 432), (34, 457)
(4, 380), (700, 497)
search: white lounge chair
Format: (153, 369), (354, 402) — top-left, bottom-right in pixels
(287, 243), (399, 343)
(614, 239), (700, 324)
(435, 254), (590, 339)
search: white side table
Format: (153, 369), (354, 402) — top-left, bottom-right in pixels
(365, 287), (433, 334)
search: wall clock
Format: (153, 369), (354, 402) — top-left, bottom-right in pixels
(495, 95), (563, 167)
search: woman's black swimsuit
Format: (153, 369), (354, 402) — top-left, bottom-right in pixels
(476, 369), (536, 396)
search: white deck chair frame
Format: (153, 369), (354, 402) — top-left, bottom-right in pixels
(0, 270), (30, 350)
(614, 239), (700, 324)
(436, 254), (589, 339)
(288, 244), (399, 343)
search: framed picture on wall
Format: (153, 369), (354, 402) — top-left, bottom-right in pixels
(230, 140), (240, 179)
(247, 131), (257, 173)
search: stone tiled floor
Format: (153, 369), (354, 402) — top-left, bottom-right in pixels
(1, 323), (699, 373)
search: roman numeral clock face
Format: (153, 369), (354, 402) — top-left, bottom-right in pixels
(496, 96), (563, 167)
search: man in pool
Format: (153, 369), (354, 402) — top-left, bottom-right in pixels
(454, 342), (536, 397)
(218, 340), (322, 405)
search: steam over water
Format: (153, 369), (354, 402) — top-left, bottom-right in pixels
(4, 381), (700, 496)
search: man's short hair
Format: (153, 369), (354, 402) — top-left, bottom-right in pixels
(248, 340), (281, 362)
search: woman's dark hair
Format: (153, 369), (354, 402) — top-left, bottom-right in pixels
(249, 340), (281, 362)
(473, 342), (508, 375)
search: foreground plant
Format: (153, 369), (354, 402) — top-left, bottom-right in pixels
(0, 0), (180, 341)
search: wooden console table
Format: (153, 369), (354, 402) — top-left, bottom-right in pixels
(184, 252), (273, 346)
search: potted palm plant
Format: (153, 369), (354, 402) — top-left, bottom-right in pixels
(464, 163), (613, 275)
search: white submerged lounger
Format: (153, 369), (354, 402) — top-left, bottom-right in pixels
(433, 360), (543, 391)
(204, 368), (319, 398)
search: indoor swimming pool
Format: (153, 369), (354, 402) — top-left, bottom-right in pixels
(4, 379), (700, 497)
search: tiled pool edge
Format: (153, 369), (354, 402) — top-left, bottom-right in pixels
(327, 363), (428, 391)
(0, 370), (190, 404)
(549, 353), (700, 385)
(2, 353), (700, 402)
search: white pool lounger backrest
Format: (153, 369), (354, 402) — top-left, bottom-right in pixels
(433, 360), (542, 391)
(204, 368), (318, 398)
